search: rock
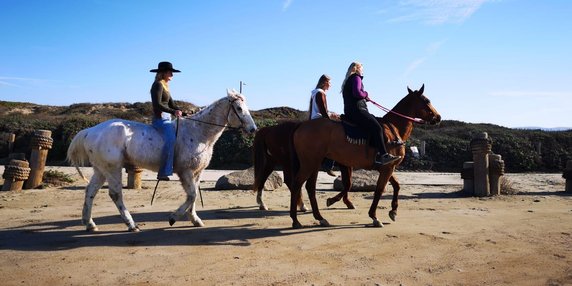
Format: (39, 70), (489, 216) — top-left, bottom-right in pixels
(333, 169), (378, 191)
(214, 167), (283, 190)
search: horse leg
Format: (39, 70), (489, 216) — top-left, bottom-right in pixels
(284, 167), (308, 212)
(326, 166), (355, 209)
(290, 184), (303, 229)
(368, 170), (393, 227)
(106, 168), (139, 232)
(388, 175), (400, 221)
(255, 162), (274, 211)
(82, 168), (106, 232)
(170, 170), (204, 227)
(305, 171), (329, 226)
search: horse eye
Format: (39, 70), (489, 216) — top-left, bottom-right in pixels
(237, 107), (243, 112)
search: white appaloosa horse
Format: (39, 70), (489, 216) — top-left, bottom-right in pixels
(67, 89), (257, 232)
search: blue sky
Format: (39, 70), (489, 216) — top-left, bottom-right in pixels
(1, 0), (571, 128)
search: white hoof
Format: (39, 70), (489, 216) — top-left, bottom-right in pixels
(192, 219), (205, 227)
(372, 219), (384, 228)
(299, 205), (309, 212)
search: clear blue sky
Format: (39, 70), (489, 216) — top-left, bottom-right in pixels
(1, 0), (571, 128)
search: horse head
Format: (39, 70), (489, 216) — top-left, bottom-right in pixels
(226, 89), (258, 134)
(406, 84), (441, 125)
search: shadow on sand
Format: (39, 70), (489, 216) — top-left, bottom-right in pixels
(0, 206), (370, 252)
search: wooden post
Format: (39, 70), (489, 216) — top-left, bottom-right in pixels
(461, 161), (474, 194)
(2, 159), (30, 192)
(470, 132), (491, 197)
(24, 130), (53, 189)
(489, 154), (505, 195)
(126, 165), (143, 189)
(564, 160), (572, 193)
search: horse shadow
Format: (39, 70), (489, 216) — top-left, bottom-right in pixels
(0, 206), (366, 252)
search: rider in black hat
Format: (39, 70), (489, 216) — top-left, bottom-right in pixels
(150, 61), (185, 181)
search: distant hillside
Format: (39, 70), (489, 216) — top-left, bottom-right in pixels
(0, 100), (570, 172)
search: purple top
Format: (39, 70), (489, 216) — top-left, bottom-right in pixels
(350, 75), (369, 99)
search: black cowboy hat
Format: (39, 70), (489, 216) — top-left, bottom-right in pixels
(150, 61), (181, 73)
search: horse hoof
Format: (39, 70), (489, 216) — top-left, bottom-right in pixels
(86, 225), (99, 232)
(326, 198), (335, 207)
(169, 218), (176, 226)
(299, 205), (309, 212)
(292, 222), (303, 229)
(259, 205), (269, 211)
(346, 203), (356, 209)
(389, 211), (397, 222)
(193, 220), (205, 227)
(319, 219), (331, 227)
(129, 226), (141, 232)
(372, 219), (384, 228)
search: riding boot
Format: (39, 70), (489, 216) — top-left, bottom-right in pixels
(374, 152), (401, 166)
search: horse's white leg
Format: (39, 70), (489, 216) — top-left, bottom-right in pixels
(169, 170), (204, 227)
(106, 168), (139, 232)
(82, 168), (106, 232)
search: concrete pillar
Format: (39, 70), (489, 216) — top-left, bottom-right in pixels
(461, 161), (474, 194)
(489, 154), (505, 195)
(470, 132), (491, 197)
(126, 165), (143, 189)
(564, 160), (572, 193)
(2, 159), (31, 192)
(24, 130), (53, 189)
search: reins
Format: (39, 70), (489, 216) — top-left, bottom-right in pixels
(368, 98), (425, 124)
(182, 98), (245, 130)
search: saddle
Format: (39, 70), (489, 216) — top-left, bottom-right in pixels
(339, 114), (404, 146)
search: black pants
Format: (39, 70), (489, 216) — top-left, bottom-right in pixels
(347, 108), (387, 154)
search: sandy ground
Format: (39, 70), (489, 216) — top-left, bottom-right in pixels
(0, 167), (571, 286)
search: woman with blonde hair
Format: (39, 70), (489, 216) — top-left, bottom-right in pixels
(150, 61), (186, 181)
(341, 62), (400, 166)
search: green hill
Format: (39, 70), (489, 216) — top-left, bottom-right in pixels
(1, 100), (570, 172)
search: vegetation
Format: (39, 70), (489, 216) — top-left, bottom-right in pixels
(0, 100), (570, 172)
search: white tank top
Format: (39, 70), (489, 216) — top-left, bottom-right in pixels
(310, 88), (325, 120)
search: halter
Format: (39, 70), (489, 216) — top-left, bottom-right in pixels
(182, 97), (246, 130)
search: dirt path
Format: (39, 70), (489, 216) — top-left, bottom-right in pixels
(0, 168), (570, 285)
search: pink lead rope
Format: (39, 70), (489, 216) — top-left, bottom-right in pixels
(368, 98), (425, 124)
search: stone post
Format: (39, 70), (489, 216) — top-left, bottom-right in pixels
(461, 161), (474, 194)
(126, 165), (143, 189)
(489, 154), (505, 195)
(24, 130), (53, 189)
(470, 132), (491, 197)
(2, 159), (31, 192)
(564, 160), (572, 193)
(1, 132), (16, 154)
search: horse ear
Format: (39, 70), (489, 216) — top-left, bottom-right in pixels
(226, 88), (232, 96)
(419, 84), (425, 95)
(407, 86), (413, 94)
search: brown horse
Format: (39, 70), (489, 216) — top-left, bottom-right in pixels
(253, 122), (355, 211)
(288, 85), (441, 228)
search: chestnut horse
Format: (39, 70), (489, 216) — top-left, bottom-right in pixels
(288, 85), (441, 228)
(253, 122), (355, 211)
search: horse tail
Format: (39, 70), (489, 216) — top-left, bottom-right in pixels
(66, 129), (90, 182)
(252, 127), (269, 193)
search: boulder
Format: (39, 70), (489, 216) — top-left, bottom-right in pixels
(333, 169), (379, 191)
(214, 167), (283, 190)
